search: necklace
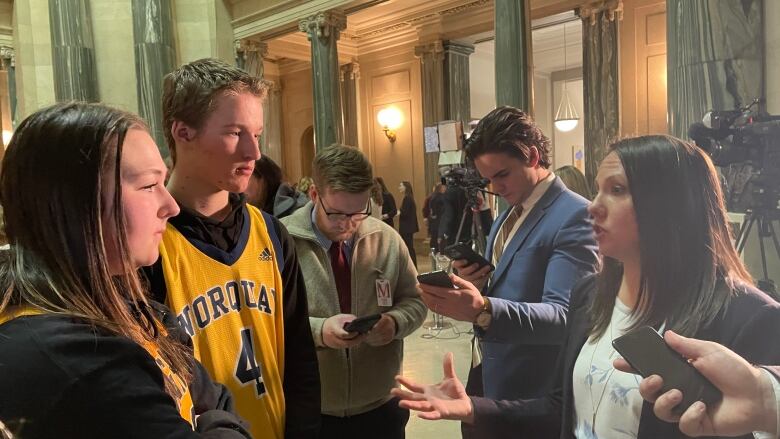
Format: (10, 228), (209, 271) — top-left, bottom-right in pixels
(587, 322), (617, 434)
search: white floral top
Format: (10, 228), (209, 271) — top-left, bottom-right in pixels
(572, 299), (642, 439)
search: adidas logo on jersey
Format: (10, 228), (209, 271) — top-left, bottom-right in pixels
(258, 247), (273, 262)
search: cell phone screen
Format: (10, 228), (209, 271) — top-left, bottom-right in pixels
(612, 326), (721, 413)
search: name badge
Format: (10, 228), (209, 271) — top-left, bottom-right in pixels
(375, 278), (392, 307)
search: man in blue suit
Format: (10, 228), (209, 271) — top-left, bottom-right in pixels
(418, 106), (598, 437)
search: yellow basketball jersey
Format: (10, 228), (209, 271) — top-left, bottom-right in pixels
(159, 206), (286, 439)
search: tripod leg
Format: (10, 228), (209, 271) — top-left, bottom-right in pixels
(737, 214), (756, 254)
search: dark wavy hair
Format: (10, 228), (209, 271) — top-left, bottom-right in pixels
(465, 106), (552, 168)
(589, 135), (752, 338)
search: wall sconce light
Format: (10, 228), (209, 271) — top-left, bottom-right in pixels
(377, 107), (403, 143)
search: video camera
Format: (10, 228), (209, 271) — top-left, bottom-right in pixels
(688, 99), (780, 212)
(442, 166), (489, 206)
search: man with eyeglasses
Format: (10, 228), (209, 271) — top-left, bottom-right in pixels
(281, 144), (426, 439)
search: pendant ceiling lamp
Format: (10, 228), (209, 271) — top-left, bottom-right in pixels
(554, 21), (579, 132)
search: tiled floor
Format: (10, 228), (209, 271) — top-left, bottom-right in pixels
(401, 239), (473, 438)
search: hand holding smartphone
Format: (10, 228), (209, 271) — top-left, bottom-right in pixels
(441, 243), (495, 272)
(416, 270), (455, 288)
(612, 326), (722, 414)
(343, 314), (382, 334)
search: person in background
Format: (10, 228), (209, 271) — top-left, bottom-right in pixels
(375, 177), (397, 228)
(423, 183), (446, 252)
(298, 176), (314, 195)
(398, 181), (419, 267)
(246, 155), (283, 214)
(0, 102), (251, 438)
(370, 179), (384, 220)
(396, 134), (780, 439)
(555, 165), (593, 200)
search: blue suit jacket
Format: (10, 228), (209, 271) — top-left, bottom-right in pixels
(475, 177), (598, 401)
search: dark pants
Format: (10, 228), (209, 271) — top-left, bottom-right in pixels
(320, 397), (409, 439)
(461, 364), (485, 439)
(400, 232), (417, 267)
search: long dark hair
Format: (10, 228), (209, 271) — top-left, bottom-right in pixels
(0, 102), (192, 394)
(589, 135), (752, 338)
(252, 155), (283, 213)
(401, 181), (414, 198)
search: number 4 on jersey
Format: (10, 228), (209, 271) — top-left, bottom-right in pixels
(235, 328), (266, 397)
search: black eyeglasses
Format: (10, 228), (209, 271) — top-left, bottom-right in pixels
(318, 196), (371, 222)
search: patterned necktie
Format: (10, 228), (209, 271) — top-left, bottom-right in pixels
(492, 205), (523, 265)
(329, 241), (351, 313)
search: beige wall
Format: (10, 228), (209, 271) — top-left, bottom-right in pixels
(358, 47), (426, 231)
(13, 0), (55, 119)
(280, 67), (314, 183)
(620, 0), (667, 136)
(91, 0), (138, 113)
(174, 0), (235, 65)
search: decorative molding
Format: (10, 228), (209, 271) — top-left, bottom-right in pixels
(414, 40), (445, 62)
(578, 0), (624, 25)
(298, 10), (347, 40)
(0, 45), (14, 67)
(353, 0), (489, 41)
(235, 39), (269, 57)
(340, 62), (360, 81)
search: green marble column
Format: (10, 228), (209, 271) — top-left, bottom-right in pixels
(340, 62), (360, 147)
(581, 10), (619, 189)
(132, 0), (176, 156)
(48, 0), (99, 102)
(299, 10), (346, 151)
(416, 42), (446, 195)
(667, 0), (764, 139)
(494, 0), (533, 111)
(443, 41), (475, 128)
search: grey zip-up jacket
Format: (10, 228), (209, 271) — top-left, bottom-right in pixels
(281, 202), (426, 416)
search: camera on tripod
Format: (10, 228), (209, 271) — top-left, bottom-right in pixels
(688, 98), (780, 296)
(442, 166), (489, 206)
(688, 98), (780, 212)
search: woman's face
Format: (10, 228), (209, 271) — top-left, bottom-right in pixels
(103, 128), (180, 274)
(587, 152), (640, 264)
(398, 183), (405, 194)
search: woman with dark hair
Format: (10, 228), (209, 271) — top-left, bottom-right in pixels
(246, 155), (308, 218)
(375, 177), (397, 228)
(246, 155), (283, 214)
(398, 181), (419, 266)
(393, 135), (780, 439)
(0, 103), (249, 438)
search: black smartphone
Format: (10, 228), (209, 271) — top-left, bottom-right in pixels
(612, 326), (721, 414)
(416, 270), (455, 288)
(343, 314), (382, 334)
(441, 243), (495, 272)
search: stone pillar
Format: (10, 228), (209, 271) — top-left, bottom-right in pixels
(299, 10), (346, 151)
(579, 3), (621, 189)
(13, 0), (55, 119)
(263, 81), (284, 165)
(132, 0), (176, 156)
(174, 0), (234, 64)
(340, 62), (360, 147)
(0, 48), (16, 127)
(91, 0), (138, 113)
(235, 39), (267, 79)
(494, 0), (533, 111)
(415, 42), (446, 195)
(48, 0), (99, 102)
(443, 41), (475, 127)
(667, 0), (764, 139)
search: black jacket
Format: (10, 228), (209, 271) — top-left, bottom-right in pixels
(470, 275), (780, 439)
(0, 311), (251, 439)
(144, 194), (321, 438)
(399, 195), (419, 235)
(381, 192), (397, 228)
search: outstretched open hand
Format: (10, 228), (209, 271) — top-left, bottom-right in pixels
(391, 352), (474, 423)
